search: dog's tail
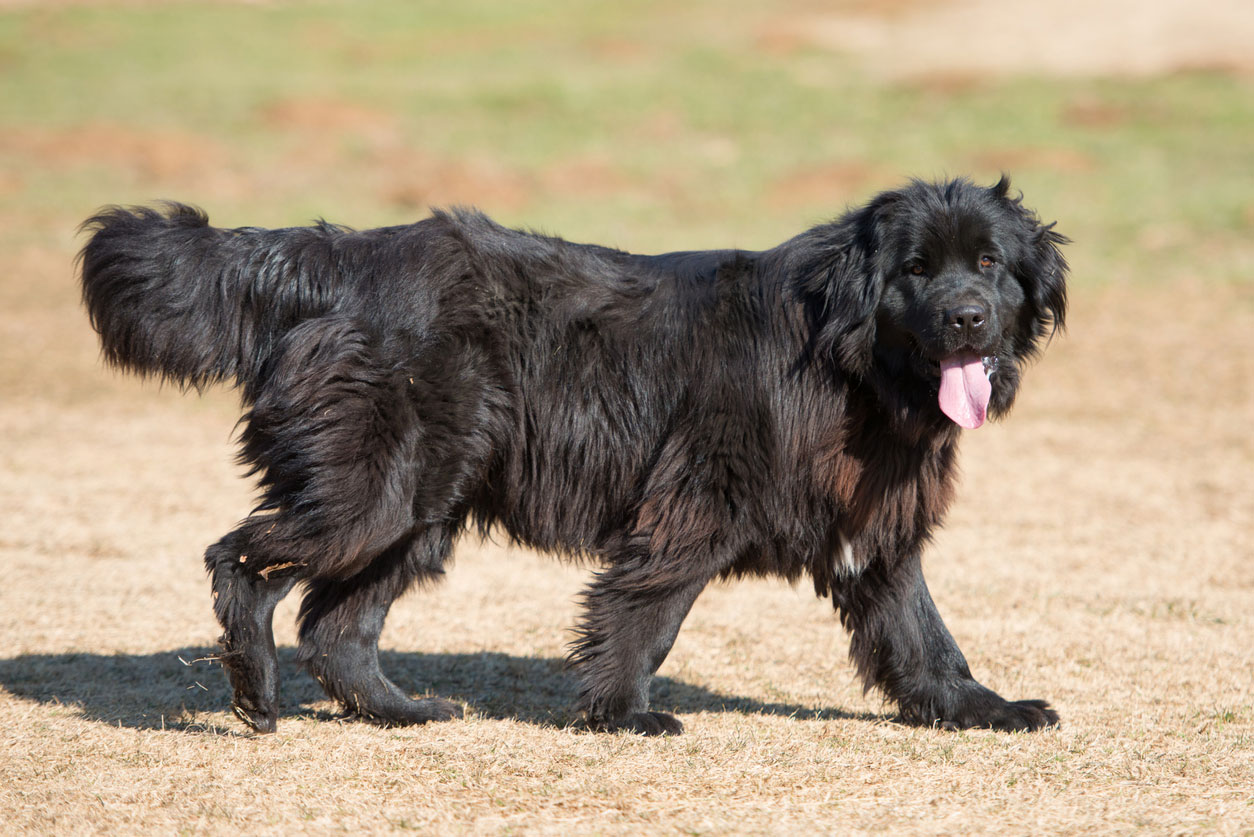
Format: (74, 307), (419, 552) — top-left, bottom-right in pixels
(78, 203), (340, 391)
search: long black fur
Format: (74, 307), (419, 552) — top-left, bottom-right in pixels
(79, 177), (1067, 735)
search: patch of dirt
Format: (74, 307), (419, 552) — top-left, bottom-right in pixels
(965, 147), (1098, 175)
(0, 168), (22, 198)
(373, 149), (645, 213)
(0, 0), (268, 5)
(373, 148), (533, 212)
(259, 97), (399, 146)
(767, 160), (888, 209)
(769, 0), (1254, 78)
(580, 36), (649, 62)
(539, 155), (633, 200)
(1, 123), (232, 182)
(1060, 96), (1135, 129)
(248, 96), (644, 212)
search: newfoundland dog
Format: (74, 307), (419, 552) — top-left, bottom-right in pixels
(79, 177), (1067, 735)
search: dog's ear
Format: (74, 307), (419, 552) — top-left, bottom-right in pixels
(801, 191), (899, 375)
(1023, 222), (1069, 336)
(992, 177), (1069, 336)
(1004, 189), (1069, 338)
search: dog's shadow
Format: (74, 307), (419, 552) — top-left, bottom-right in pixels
(0, 647), (879, 734)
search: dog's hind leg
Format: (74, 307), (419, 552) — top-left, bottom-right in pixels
(218, 316), (440, 730)
(296, 528), (462, 726)
(205, 524), (298, 733)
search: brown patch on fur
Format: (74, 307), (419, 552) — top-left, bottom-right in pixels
(821, 449), (866, 516)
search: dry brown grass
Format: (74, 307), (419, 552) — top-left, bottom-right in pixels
(3, 224), (1253, 836)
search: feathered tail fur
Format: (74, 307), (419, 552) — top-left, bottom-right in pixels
(78, 203), (340, 392)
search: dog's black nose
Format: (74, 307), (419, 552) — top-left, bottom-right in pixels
(944, 304), (988, 339)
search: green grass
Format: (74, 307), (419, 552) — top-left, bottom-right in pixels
(2, 0), (1251, 277)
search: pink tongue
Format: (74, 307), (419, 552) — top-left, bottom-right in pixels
(939, 351), (990, 429)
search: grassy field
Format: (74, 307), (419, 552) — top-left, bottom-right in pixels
(1, 1), (1252, 834)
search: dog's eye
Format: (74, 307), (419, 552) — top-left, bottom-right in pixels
(908, 264), (926, 276)
(979, 255), (996, 269)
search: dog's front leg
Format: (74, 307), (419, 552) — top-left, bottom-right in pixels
(835, 551), (1059, 731)
(569, 563), (710, 736)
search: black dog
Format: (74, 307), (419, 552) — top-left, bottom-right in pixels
(79, 177), (1067, 735)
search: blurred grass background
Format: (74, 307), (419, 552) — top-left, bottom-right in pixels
(1, 0), (1250, 284)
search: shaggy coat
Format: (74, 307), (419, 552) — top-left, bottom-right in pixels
(79, 177), (1067, 735)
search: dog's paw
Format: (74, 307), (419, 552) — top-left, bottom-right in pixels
(219, 638), (280, 734)
(902, 685), (1060, 733)
(412, 697), (465, 723)
(231, 694), (279, 734)
(593, 711), (684, 736)
(358, 696), (464, 727)
(979, 698), (1059, 732)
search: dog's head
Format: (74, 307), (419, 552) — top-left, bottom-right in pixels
(804, 177), (1068, 429)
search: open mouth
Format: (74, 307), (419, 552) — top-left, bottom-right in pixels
(937, 350), (998, 430)
(928, 353), (999, 379)
(906, 335), (1001, 429)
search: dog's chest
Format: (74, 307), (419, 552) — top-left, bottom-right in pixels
(821, 436), (959, 565)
